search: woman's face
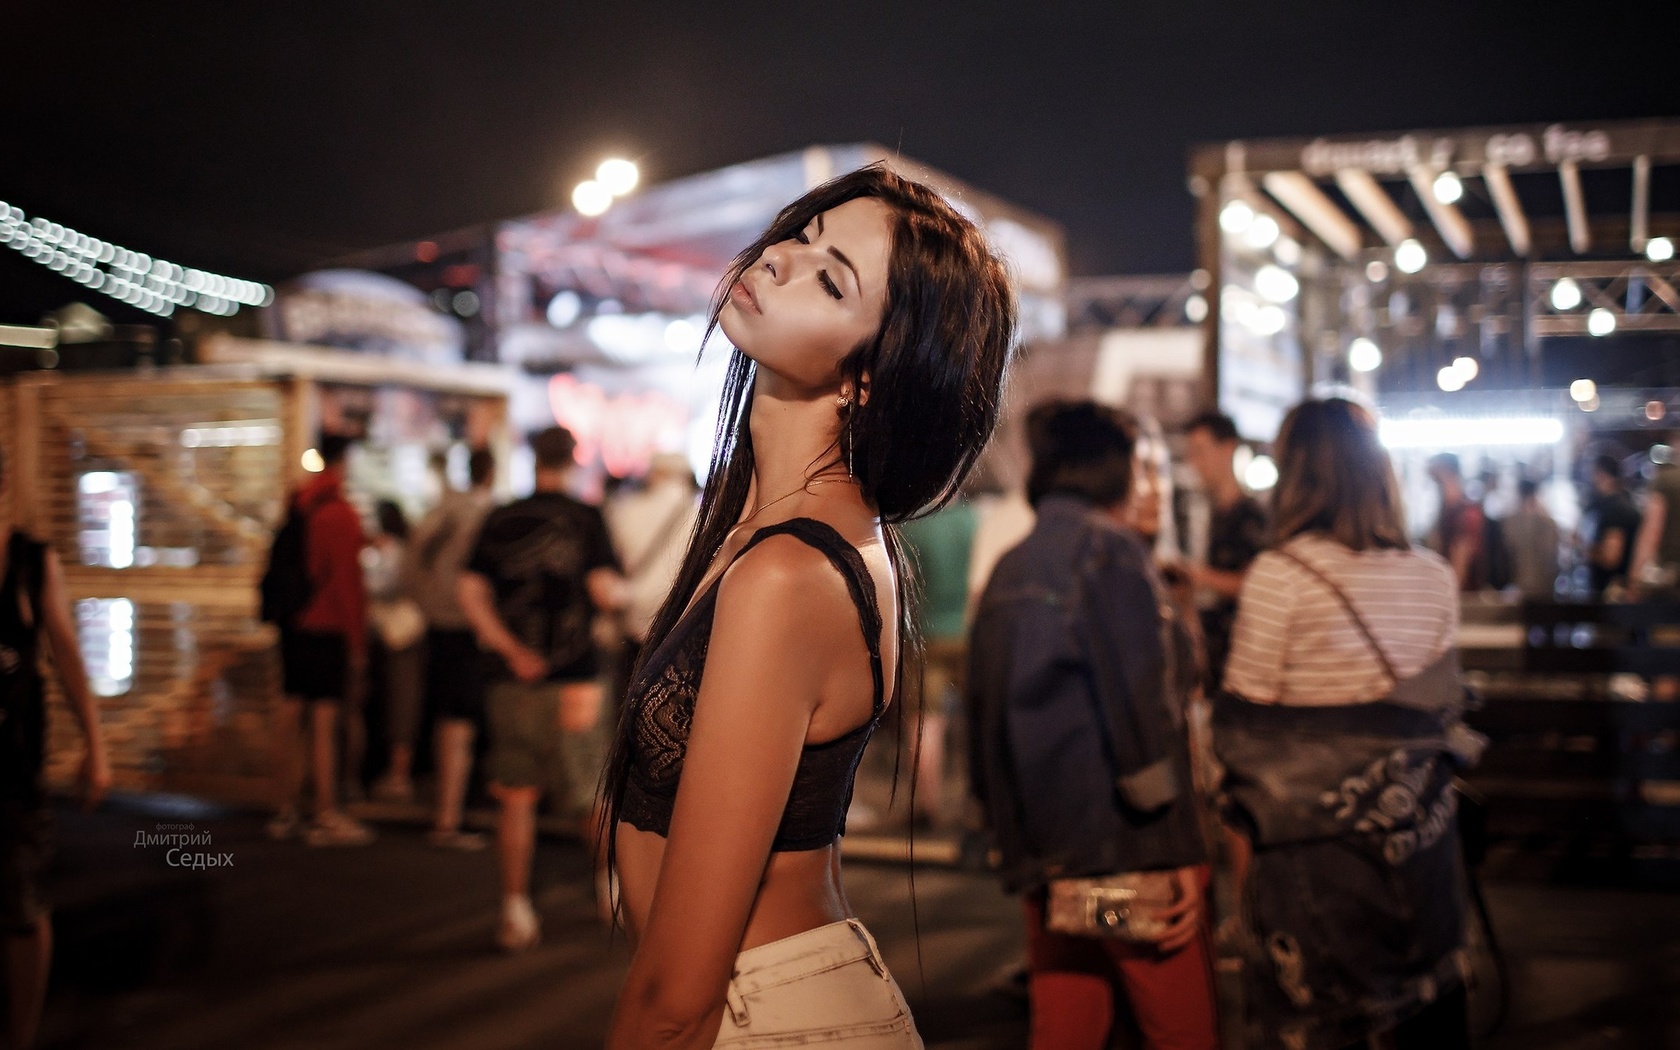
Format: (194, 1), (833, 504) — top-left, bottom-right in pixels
(719, 196), (894, 393)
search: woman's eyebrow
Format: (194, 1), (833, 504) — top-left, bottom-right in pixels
(812, 211), (859, 292)
(827, 246), (860, 293)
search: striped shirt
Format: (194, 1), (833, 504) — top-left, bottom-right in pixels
(1223, 533), (1458, 706)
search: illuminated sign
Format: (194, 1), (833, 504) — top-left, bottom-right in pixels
(1298, 124), (1619, 177)
(546, 373), (688, 478)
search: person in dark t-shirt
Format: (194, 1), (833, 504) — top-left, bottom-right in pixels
(1583, 454), (1642, 595)
(459, 427), (623, 950)
(467, 490), (618, 686)
(1182, 412), (1267, 692)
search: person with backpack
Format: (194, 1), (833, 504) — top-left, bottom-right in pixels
(1218, 399), (1476, 1050)
(1, 443), (111, 1050)
(263, 434), (375, 847)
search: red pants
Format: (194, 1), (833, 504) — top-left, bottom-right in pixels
(1023, 874), (1220, 1050)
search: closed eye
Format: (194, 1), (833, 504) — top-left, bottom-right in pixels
(792, 226), (843, 300)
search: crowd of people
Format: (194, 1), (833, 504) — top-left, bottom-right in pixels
(261, 425), (702, 953)
(1423, 443), (1680, 605)
(964, 397), (1478, 1050)
(7, 163), (1680, 1050)
(4, 391), (1677, 1050)
(141, 398), (1680, 1050)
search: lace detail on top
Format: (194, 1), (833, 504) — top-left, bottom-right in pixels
(619, 518), (886, 851)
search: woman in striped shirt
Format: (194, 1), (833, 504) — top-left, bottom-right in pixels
(1217, 398), (1472, 1050)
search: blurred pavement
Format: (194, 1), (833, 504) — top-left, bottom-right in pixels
(31, 796), (1680, 1049)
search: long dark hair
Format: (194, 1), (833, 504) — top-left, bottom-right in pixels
(598, 163), (1016, 880)
(1271, 397), (1410, 552)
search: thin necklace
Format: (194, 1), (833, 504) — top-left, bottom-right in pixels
(692, 473), (857, 609)
(740, 473), (854, 526)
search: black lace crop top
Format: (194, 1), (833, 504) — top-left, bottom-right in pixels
(618, 518), (886, 852)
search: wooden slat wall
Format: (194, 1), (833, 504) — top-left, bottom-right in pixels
(7, 372), (292, 804)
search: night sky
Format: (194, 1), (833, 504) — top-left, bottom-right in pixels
(2, 1), (1675, 324)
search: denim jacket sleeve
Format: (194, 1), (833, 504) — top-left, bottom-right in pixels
(1075, 536), (1181, 812)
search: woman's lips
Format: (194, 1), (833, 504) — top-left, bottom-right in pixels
(729, 279), (760, 314)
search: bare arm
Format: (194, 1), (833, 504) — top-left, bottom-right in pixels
(39, 550), (110, 805)
(1593, 528), (1628, 572)
(1629, 494), (1667, 595)
(607, 538), (845, 1050)
(1447, 536), (1477, 589)
(587, 566), (628, 614)
(455, 571), (545, 682)
(1190, 564), (1247, 600)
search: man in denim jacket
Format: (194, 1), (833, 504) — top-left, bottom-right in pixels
(967, 401), (1216, 1050)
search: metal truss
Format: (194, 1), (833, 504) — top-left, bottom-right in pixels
(1530, 262), (1680, 336)
(1065, 274), (1198, 330)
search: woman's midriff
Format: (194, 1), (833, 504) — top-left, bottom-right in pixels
(615, 824), (852, 952)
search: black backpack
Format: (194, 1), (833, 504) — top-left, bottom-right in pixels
(259, 502), (314, 626)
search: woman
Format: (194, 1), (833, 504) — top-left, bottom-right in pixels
(1, 443), (111, 1050)
(1216, 398), (1479, 1050)
(366, 499), (425, 804)
(601, 165), (1014, 1048)
(968, 401), (1218, 1050)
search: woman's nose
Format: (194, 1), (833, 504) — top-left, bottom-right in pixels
(761, 241), (792, 282)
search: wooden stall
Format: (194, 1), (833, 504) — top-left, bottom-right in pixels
(1, 345), (508, 805)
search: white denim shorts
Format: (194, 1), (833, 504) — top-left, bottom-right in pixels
(714, 918), (922, 1048)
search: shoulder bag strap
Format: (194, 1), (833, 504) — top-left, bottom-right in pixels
(1272, 545), (1399, 685)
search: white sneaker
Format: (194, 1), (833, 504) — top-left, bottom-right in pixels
(304, 812), (376, 847)
(427, 828), (488, 852)
(265, 809), (302, 841)
(496, 896), (541, 952)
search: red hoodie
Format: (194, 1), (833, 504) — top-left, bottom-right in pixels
(289, 470), (367, 653)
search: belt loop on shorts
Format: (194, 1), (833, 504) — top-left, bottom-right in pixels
(845, 918), (889, 980)
(724, 976), (750, 1027)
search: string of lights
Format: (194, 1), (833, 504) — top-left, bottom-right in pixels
(0, 200), (273, 319)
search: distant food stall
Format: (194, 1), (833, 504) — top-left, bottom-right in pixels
(1188, 118), (1680, 441)
(1186, 118), (1680, 859)
(0, 345), (508, 804)
(3, 146), (1063, 809)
